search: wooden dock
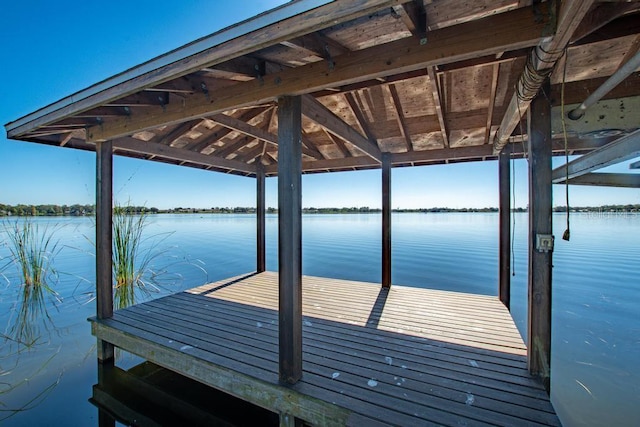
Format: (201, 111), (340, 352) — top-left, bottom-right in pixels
(90, 272), (560, 426)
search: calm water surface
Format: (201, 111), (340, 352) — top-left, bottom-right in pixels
(0, 213), (638, 426)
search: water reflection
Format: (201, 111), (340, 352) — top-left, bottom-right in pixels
(92, 361), (278, 426)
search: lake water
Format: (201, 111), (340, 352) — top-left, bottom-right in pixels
(0, 213), (638, 426)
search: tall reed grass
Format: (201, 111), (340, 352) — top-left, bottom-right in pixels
(112, 206), (168, 309)
(1, 219), (61, 347)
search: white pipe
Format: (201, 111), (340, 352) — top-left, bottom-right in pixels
(568, 50), (640, 120)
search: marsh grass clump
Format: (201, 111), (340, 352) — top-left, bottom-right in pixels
(112, 205), (174, 309)
(1, 219), (61, 347)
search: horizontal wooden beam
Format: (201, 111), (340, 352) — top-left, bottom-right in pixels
(112, 137), (256, 174)
(302, 95), (381, 162)
(551, 129), (640, 183)
(557, 172), (640, 188)
(84, 6), (547, 143)
(262, 137), (613, 175)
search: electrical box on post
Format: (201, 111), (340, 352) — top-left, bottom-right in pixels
(536, 234), (554, 252)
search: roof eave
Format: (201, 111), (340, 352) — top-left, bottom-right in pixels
(5, 0), (338, 138)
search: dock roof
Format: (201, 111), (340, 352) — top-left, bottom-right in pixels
(5, 0), (640, 177)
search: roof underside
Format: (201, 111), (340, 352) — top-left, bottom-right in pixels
(6, 0), (640, 177)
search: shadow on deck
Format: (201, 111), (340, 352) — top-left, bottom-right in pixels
(90, 271), (559, 426)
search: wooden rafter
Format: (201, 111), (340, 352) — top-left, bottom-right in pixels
(301, 132), (326, 160)
(235, 140), (264, 163)
(60, 133), (74, 147)
(113, 137), (255, 174)
(106, 92), (169, 107)
(185, 107), (271, 153)
(215, 136), (253, 159)
(493, 0), (596, 154)
(156, 119), (202, 146)
(570, 2), (640, 44)
(200, 57), (261, 81)
(302, 95), (381, 162)
(210, 114), (276, 145)
(343, 93), (377, 144)
(74, 106), (132, 118)
(388, 84), (413, 151)
(210, 111), (321, 160)
(427, 66), (448, 148)
(82, 6), (547, 143)
(485, 63), (500, 144)
(617, 34), (640, 72)
(323, 129), (351, 158)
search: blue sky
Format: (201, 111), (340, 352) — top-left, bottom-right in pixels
(1, 1), (638, 209)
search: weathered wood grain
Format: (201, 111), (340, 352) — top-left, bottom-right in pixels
(527, 83), (553, 393)
(91, 272), (560, 426)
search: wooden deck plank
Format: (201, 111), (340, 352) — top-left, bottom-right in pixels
(117, 306), (554, 426)
(154, 294), (538, 386)
(156, 294), (529, 372)
(124, 302), (557, 423)
(195, 276), (527, 348)
(91, 272), (560, 426)
(169, 289), (528, 366)
(146, 296), (549, 397)
(142, 294), (555, 413)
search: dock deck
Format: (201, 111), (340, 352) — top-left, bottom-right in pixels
(90, 271), (559, 426)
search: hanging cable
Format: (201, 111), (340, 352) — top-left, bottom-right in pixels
(516, 98), (528, 160)
(511, 151), (516, 276)
(560, 49), (571, 241)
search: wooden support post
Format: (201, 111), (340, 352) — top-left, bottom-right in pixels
(277, 96), (303, 384)
(527, 81), (553, 393)
(96, 140), (114, 363)
(257, 162), (266, 273)
(498, 147), (511, 310)
(382, 153), (392, 288)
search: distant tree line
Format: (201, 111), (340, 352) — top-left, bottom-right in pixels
(0, 204), (157, 216)
(552, 204), (640, 213)
(2, 203), (639, 217)
(0, 204), (96, 217)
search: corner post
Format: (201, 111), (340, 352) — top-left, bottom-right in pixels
(498, 147), (511, 310)
(96, 140), (114, 363)
(527, 81), (553, 393)
(257, 162), (266, 273)
(277, 96), (303, 384)
(382, 153), (392, 288)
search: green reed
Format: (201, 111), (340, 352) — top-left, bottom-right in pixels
(112, 206), (163, 309)
(2, 219), (60, 347)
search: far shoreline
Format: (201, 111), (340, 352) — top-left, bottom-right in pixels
(1, 203), (639, 217)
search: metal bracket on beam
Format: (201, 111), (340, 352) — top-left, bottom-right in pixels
(415, 0), (427, 45)
(158, 95), (167, 113)
(200, 82), (209, 101)
(324, 43), (335, 71)
(255, 61), (266, 86)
